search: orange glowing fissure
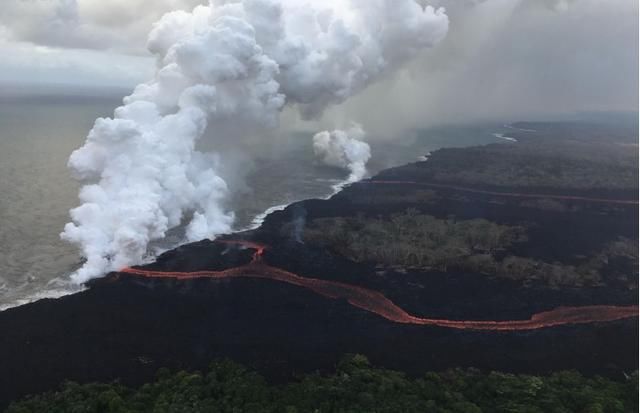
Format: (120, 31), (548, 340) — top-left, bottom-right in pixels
(120, 240), (638, 331)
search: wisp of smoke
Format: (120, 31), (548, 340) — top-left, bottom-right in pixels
(61, 0), (449, 283)
(313, 123), (370, 183)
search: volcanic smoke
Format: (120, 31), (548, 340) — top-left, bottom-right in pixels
(313, 123), (371, 184)
(61, 0), (449, 283)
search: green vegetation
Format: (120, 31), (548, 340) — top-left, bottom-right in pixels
(302, 211), (638, 288)
(430, 145), (638, 189)
(7, 355), (637, 413)
(303, 209), (525, 270)
(341, 187), (440, 206)
(422, 143), (637, 190)
(519, 198), (570, 212)
(380, 122), (639, 191)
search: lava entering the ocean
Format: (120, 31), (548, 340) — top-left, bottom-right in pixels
(120, 240), (638, 331)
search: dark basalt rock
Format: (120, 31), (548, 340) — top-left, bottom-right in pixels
(0, 275), (637, 409)
(0, 134), (637, 408)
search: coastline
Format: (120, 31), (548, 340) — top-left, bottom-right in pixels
(0, 119), (637, 407)
(0, 120), (621, 312)
(0, 133), (440, 311)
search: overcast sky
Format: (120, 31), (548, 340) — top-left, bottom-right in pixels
(323, 0), (639, 129)
(1, 0), (637, 122)
(0, 0), (201, 87)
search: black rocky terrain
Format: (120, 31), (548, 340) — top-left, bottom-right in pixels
(1, 123), (637, 408)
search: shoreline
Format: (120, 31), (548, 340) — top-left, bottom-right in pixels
(0, 122), (584, 312)
(0, 174), (357, 312)
(0, 119), (636, 406)
(0, 139), (435, 312)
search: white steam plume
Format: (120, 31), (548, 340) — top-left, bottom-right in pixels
(313, 123), (370, 183)
(62, 0), (449, 283)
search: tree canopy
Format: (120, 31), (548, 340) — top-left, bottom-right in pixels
(7, 355), (637, 413)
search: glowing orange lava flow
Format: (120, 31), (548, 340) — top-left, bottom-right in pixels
(362, 181), (639, 205)
(120, 241), (638, 331)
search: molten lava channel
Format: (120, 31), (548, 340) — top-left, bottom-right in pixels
(121, 240), (638, 331)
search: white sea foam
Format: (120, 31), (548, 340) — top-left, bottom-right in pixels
(493, 132), (517, 142)
(244, 203), (291, 231)
(0, 277), (85, 312)
(504, 124), (537, 133)
(417, 152), (432, 161)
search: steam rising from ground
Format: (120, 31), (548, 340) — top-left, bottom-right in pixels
(313, 123), (370, 183)
(61, 0), (449, 283)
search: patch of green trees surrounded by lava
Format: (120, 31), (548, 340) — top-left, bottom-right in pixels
(301, 210), (638, 288)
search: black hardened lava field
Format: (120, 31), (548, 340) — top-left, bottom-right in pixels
(1, 121), (638, 408)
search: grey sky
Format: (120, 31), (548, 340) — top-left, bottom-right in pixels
(0, 0), (200, 87)
(319, 0), (638, 131)
(1, 0), (637, 124)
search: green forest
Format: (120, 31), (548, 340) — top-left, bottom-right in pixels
(419, 135), (638, 191)
(302, 210), (638, 288)
(6, 355), (637, 413)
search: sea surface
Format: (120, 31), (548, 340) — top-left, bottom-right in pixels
(0, 93), (508, 310)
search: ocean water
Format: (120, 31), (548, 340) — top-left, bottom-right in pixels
(0, 94), (507, 310)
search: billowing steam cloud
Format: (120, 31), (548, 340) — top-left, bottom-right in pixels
(313, 123), (370, 183)
(61, 0), (449, 283)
